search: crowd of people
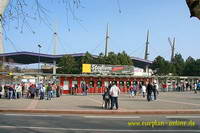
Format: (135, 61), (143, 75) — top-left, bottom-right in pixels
(101, 80), (168, 110)
(101, 80), (200, 110)
(0, 79), (199, 111)
(0, 82), (62, 100)
(161, 81), (200, 92)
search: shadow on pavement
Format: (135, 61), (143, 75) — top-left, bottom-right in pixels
(120, 98), (147, 102)
(78, 105), (103, 110)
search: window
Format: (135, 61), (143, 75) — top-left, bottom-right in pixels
(119, 81), (124, 87)
(97, 81), (102, 88)
(133, 81), (138, 85)
(112, 81), (117, 85)
(126, 81), (131, 87)
(89, 81), (94, 88)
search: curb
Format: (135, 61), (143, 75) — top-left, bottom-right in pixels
(1, 109), (200, 115)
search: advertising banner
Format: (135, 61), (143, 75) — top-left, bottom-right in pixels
(82, 64), (134, 75)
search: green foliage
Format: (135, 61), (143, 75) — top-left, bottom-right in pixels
(151, 56), (171, 75)
(195, 59), (200, 76)
(105, 52), (120, 65)
(57, 51), (134, 74)
(152, 54), (200, 76)
(183, 56), (195, 76)
(171, 54), (185, 76)
(57, 55), (78, 74)
(186, 0), (200, 20)
(81, 51), (95, 64)
(117, 51), (133, 65)
(96, 52), (106, 64)
(102, 51), (133, 65)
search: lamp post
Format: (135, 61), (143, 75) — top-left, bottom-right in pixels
(38, 44), (42, 74)
(37, 44), (42, 84)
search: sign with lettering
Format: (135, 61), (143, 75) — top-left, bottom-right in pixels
(82, 64), (134, 75)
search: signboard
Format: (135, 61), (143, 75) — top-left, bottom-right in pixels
(134, 67), (144, 76)
(82, 64), (134, 75)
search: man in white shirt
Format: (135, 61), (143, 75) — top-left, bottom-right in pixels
(16, 84), (22, 99)
(109, 83), (120, 110)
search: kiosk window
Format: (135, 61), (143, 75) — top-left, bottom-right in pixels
(133, 81), (138, 85)
(112, 81), (117, 85)
(90, 81), (94, 88)
(126, 81), (131, 87)
(119, 81), (124, 86)
(97, 81), (102, 88)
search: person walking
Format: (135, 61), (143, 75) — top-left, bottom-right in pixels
(141, 82), (146, 98)
(146, 81), (153, 102)
(4, 85), (8, 98)
(129, 85), (134, 98)
(109, 83), (120, 110)
(56, 85), (61, 97)
(52, 83), (57, 98)
(8, 85), (14, 100)
(39, 85), (45, 100)
(194, 83), (197, 94)
(16, 84), (22, 99)
(152, 82), (157, 100)
(30, 84), (36, 99)
(0, 84), (3, 99)
(46, 83), (52, 100)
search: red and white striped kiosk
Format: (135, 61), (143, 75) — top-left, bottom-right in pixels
(60, 64), (153, 94)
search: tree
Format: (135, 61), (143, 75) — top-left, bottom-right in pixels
(81, 52), (95, 64)
(105, 52), (119, 65)
(186, 0), (200, 19)
(117, 51), (133, 65)
(183, 56), (196, 76)
(96, 52), (106, 64)
(98, 51), (133, 65)
(57, 55), (77, 74)
(171, 54), (185, 76)
(195, 59), (200, 76)
(151, 56), (171, 75)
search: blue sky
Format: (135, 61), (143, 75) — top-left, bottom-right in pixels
(3, 0), (200, 61)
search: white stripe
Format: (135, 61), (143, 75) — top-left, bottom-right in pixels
(166, 116), (200, 119)
(3, 114), (62, 117)
(0, 126), (199, 132)
(84, 116), (140, 119)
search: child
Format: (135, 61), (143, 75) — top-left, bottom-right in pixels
(102, 88), (110, 109)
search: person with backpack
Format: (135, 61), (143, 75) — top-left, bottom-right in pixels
(102, 88), (110, 109)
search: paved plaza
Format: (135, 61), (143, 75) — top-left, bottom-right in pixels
(0, 92), (199, 112)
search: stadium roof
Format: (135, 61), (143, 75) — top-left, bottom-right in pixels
(0, 51), (152, 68)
